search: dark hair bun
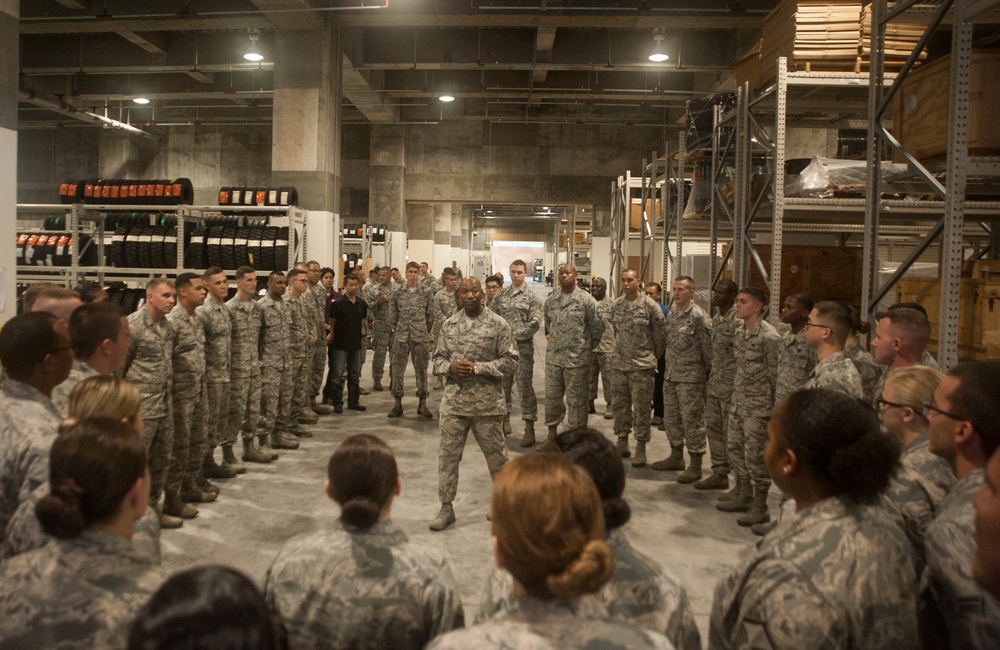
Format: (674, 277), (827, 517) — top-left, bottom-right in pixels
(35, 478), (86, 538)
(603, 497), (631, 530)
(339, 497), (380, 530)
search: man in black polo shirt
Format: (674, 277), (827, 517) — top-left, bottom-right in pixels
(327, 273), (370, 413)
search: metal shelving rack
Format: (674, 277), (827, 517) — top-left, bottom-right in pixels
(15, 203), (307, 286)
(865, 0), (1000, 369)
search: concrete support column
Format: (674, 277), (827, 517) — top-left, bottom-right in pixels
(98, 131), (143, 179)
(407, 204), (433, 268)
(271, 23), (342, 264)
(369, 125), (407, 269)
(1, 2), (17, 322)
(432, 203), (452, 277)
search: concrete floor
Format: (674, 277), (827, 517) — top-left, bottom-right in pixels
(161, 281), (760, 644)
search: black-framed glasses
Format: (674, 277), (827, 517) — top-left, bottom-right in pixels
(802, 321), (831, 331)
(921, 401), (965, 421)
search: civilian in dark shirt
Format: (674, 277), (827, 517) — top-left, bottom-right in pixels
(328, 273), (370, 413)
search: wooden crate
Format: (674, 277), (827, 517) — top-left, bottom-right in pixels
(896, 277), (1000, 361)
(893, 50), (1000, 162)
(629, 199), (661, 232)
(730, 244), (864, 306)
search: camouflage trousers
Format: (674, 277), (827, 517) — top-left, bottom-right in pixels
(290, 353), (309, 421)
(702, 391), (732, 474)
(141, 413), (173, 505)
(309, 336), (327, 402)
(503, 341), (538, 421)
(610, 368), (655, 443)
(259, 356), (293, 438)
(204, 380), (230, 451)
(371, 329), (392, 381)
(544, 364), (590, 429)
(226, 373), (261, 444)
(590, 353), (615, 414)
(165, 381), (207, 500)
(390, 339), (430, 399)
(438, 414), (509, 504)
(663, 380), (707, 454)
(727, 406), (771, 493)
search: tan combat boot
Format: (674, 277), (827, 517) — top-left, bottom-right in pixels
(520, 420), (536, 447)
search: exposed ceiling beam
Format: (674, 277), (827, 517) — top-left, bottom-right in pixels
(385, 89), (693, 102)
(337, 14), (763, 29)
(20, 16), (273, 35)
(248, 0), (325, 30)
(341, 56), (398, 124)
(534, 26), (556, 83)
(116, 31), (167, 55)
(21, 63), (274, 76)
(359, 61), (725, 73)
(186, 70), (216, 83)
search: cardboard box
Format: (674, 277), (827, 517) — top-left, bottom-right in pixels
(896, 277), (1000, 361)
(893, 50), (1000, 162)
(735, 40), (763, 90)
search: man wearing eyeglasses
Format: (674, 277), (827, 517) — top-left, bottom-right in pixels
(920, 361), (1000, 648)
(801, 301), (863, 398)
(870, 307), (931, 411)
(164, 273), (212, 522)
(0, 312), (73, 541)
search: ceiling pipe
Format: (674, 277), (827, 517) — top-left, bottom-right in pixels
(22, 1), (390, 24)
(18, 89), (160, 141)
(469, 0), (770, 13)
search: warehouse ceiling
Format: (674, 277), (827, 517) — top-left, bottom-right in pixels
(17, 0), (785, 131)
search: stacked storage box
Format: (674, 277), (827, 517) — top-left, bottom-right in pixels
(859, 6), (927, 71)
(761, 0), (863, 83)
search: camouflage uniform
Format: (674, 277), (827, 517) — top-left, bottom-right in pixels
(390, 285), (435, 399)
(420, 273), (442, 295)
(609, 295), (666, 444)
(264, 518), (464, 649)
(226, 295), (263, 444)
(710, 496), (919, 649)
(774, 327), (815, 406)
(50, 358), (99, 415)
(543, 287), (604, 430)
(3, 483), (162, 563)
(432, 308), (517, 504)
(728, 319), (781, 495)
(0, 380), (61, 540)
(704, 307), (738, 474)
(589, 296), (615, 412)
(196, 297), (232, 456)
(285, 292), (311, 424)
(476, 528), (701, 650)
(308, 283), (328, 405)
(919, 469), (1000, 648)
(365, 282), (395, 385)
(428, 596), (674, 650)
(124, 308), (175, 504)
(257, 293), (292, 439)
(801, 350), (864, 398)
(0, 531), (167, 649)
(164, 304), (208, 503)
(432, 288), (458, 342)
(884, 434), (955, 568)
(845, 339), (881, 404)
(491, 284), (543, 422)
(663, 303), (712, 454)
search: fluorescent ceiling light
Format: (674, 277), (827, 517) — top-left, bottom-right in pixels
(439, 94), (456, 102)
(132, 97), (150, 105)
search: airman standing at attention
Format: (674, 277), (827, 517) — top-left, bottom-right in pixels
(608, 268), (665, 467)
(285, 268), (314, 440)
(365, 266), (395, 392)
(654, 276), (712, 484)
(226, 266), (270, 466)
(431, 268), (460, 391)
(124, 278), (178, 528)
(197, 268), (237, 480)
(491, 259), (543, 446)
(540, 264), (604, 451)
(589, 277), (616, 421)
(388, 262), (435, 419)
(257, 271), (298, 455)
(305, 260), (332, 416)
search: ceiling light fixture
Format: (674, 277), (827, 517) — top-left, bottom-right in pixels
(648, 29), (669, 63)
(439, 94), (456, 102)
(132, 97), (150, 105)
(244, 29), (264, 62)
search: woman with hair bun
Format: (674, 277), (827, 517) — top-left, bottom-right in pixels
(3, 376), (162, 561)
(263, 434), (463, 649)
(0, 417), (166, 648)
(710, 389), (919, 649)
(430, 453), (673, 649)
(477, 428), (700, 649)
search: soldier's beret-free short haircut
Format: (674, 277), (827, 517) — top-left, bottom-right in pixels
(738, 286), (766, 304)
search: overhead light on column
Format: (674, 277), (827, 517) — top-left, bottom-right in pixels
(648, 29), (669, 63)
(244, 29), (264, 62)
(439, 94), (456, 102)
(132, 96), (150, 105)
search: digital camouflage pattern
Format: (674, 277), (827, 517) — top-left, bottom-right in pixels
(801, 350), (864, 398)
(663, 303), (712, 383)
(544, 287), (604, 369)
(428, 595), (674, 650)
(609, 294), (665, 373)
(845, 340), (881, 403)
(704, 307), (737, 474)
(124, 308), (175, 420)
(257, 293), (292, 438)
(919, 469), (1000, 649)
(264, 518), (464, 650)
(390, 285), (435, 399)
(364, 281), (394, 383)
(0, 531), (167, 649)
(225, 295), (262, 444)
(432, 288), (459, 343)
(0, 379), (61, 541)
(196, 297), (232, 385)
(611, 368), (655, 444)
(476, 528), (700, 650)
(774, 328), (816, 406)
(884, 434), (955, 568)
(286, 292), (311, 422)
(710, 496), (919, 650)
(308, 283), (328, 402)
(590, 296), (615, 410)
(165, 304), (208, 499)
(492, 284), (543, 421)
(50, 359), (99, 415)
